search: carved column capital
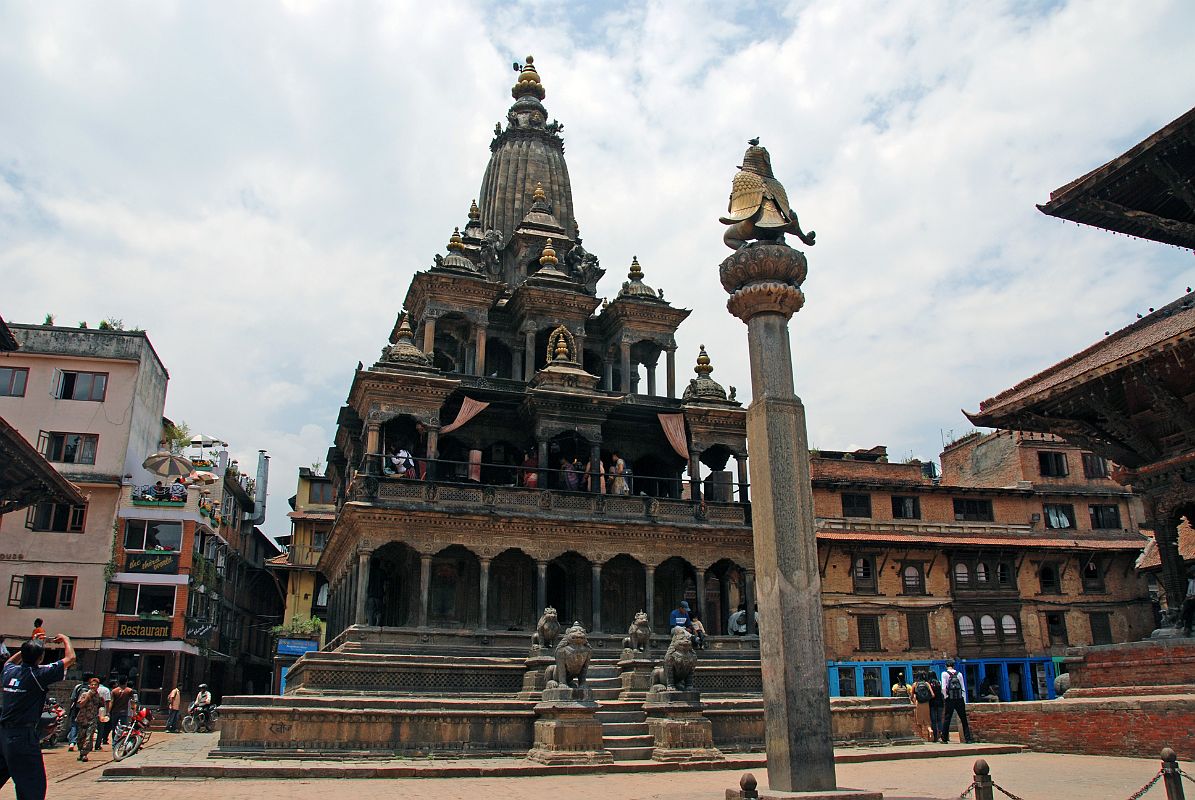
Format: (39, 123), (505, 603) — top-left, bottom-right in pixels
(720, 243), (808, 323)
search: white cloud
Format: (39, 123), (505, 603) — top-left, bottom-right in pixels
(1, 0), (1193, 538)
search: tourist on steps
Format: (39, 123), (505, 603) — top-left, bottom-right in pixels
(939, 659), (975, 744)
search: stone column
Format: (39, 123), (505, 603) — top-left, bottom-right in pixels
(744, 569), (757, 637)
(422, 315), (437, 354)
(620, 341), (632, 393)
(418, 553), (432, 628)
(474, 324), (488, 376)
(524, 327), (537, 379)
(589, 442), (602, 494)
(354, 550), (371, 626)
(591, 562), (602, 633)
(364, 422), (381, 475)
(1150, 507), (1187, 614)
(646, 360), (658, 396)
(737, 454), (750, 504)
(603, 359), (614, 392)
(666, 347), (677, 398)
(645, 565), (655, 633)
(537, 560), (548, 614)
(479, 557), (491, 631)
(721, 242), (836, 791)
(689, 449), (703, 504)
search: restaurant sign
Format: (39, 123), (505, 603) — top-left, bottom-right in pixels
(125, 552), (179, 574)
(117, 620), (171, 639)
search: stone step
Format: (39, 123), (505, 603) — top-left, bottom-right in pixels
(606, 745), (655, 761)
(587, 677), (621, 688)
(588, 667), (618, 679)
(601, 721), (649, 736)
(604, 734), (655, 748)
(594, 709), (644, 723)
(590, 688), (623, 701)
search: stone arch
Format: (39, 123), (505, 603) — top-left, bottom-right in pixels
(428, 544), (481, 628)
(653, 555), (700, 633)
(431, 313), (472, 374)
(484, 338), (515, 379)
(369, 541), (420, 627)
(704, 558), (747, 636)
(601, 554), (646, 634)
(489, 548), (536, 631)
(546, 550), (592, 630)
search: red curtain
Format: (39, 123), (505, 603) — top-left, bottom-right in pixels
(658, 413), (689, 460)
(441, 397), (490, 434)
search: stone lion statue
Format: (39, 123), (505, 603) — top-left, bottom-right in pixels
(651, 628), (698, 691)
(622, 611), (651, 653)
(531, 606), (561, 650)
(544, 621), (591, 689)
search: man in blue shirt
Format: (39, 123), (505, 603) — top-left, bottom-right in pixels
(1, 634), (76, 800)
(669, 601), (692, 632)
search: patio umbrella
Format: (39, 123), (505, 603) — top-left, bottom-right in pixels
(188, 470), (218, 485)
(142, 450), (194, 478)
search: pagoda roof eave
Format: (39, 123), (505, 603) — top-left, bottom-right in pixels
(0, 415), (87, 514)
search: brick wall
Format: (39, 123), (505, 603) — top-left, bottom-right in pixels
(1069, 640), (1195, 690)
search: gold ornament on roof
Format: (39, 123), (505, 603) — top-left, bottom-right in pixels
(447, 227), (465, 252)
(695, 344), (713, 377)
(545, 325), (577, 364)
(468, 200), (481, 221)
(533, 183), (547, 203)
(382, 313), (433, 368)
(539, 238), (558, 266)
(682, 344), (728, 402)
(628, 256), (644, 281)
(512, 55), (546, 100)
(618, 254), (659, 299)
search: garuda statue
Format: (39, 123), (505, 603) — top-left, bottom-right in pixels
(719, 138), (816, 250)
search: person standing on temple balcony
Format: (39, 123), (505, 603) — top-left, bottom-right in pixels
(520, 451), (539, 488)
(396, 446), (416, 479)
(561, 458), (579, 491)
(583, 454), (605, 493)
(610, 451), (630, 495)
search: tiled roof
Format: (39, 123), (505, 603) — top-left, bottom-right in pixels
(969, 292), (1195, 422)
(817, 528), (1147, 551)
(1135, 522), (1195, 570)
(288, 510), (336, 521)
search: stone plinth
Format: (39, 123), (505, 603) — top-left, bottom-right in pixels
(526, 686), (612, 765)
(704, 696), (919, 752)
(518, 651), (555, 700)
(644, 689), (724, 762)
(618, 654), (655, 700)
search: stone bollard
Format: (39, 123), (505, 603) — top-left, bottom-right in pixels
(726, 773), (759, 800)
(1162, 748), (1186, 800)
(973, 759), (994, 800)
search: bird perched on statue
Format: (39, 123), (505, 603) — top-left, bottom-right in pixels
(719, 139), (816, 250)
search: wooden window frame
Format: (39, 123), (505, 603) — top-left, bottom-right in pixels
(1089, 611), (1113, 645)
(842, 493), (872, 519)
(900, 563), (925, 595)
(13, 575), (76, 609)
(308, 481), (334, 504)
(906, 611), (931, 649)
(38, 431), (99, 465)
(1038, 451), (1069, 478)
(1081, 453), (1109, 479)
(953, 498), (994, 522)
(856, 615), (882, 652)
(1043, 503), (1076, 530)
(1089, 504), (1121, 530)
(25, 502), (87, 533)
(891, 495), (921, 520)
(0, 366), (29, 397)
(52, 370), (108, 402)
(852, 555), (877, 594)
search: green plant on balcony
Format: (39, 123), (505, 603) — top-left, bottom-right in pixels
(271, 615), (322, 639)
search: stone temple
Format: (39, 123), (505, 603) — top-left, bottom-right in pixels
(216, 57), (914, 759)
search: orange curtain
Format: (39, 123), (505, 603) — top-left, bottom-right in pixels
(441, 397), (490, 434)
(658, 413), (689, 460)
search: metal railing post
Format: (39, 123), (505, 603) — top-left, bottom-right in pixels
(973, 759), (994, 800)
(1162, 748), (1185, 800)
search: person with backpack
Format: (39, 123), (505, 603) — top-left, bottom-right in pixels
(910, 671), (936, 741)
(939, 659), (975, 743)
(925, 672), (945, 742)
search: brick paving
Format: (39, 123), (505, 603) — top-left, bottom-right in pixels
(12, 734), (1190, 800)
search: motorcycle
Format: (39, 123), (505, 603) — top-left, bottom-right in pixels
(180, 701), (219, 733)
(38, 697), (65, 748)
(111, 707), (154, 762)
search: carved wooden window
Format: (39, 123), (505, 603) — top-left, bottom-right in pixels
(1038, 451), (1068, 478)
(975, 562), (990, 584)
(853, 557), (877, 593)
(901, 564), (925, 595)
(1043, 504), (1075, 529)
(1081, 560), (1105, 593)
(1089, 504), (1121, 530)
(1039, 564), (1061, 594)
(1045, 612), (1069, 646)
(906, 612), (931, 649)
(996, 562), (1013, 587)
(979, 614), (998, 637)
(1081, 453), (1109, 479)
(857, 615), (881, 652)
(892, 496), (920, 519)
(842, 493), (871, 518)
(953, 562), (970, 587)
(1000, 614), (1020, 638)
(953, 498), (994, 522)
(957, 615), (976, 638)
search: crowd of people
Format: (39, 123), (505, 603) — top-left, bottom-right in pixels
(133, 476), (188, 502)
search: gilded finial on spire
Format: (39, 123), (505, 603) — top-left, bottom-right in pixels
(512, 55), (546, 100)
(695, 344), (713, 377)
(539, 238), (558, 266)
(397, 313), (416, 341)
(468, 200), (480, 221)
(554, 333), (570, 361)
(447, 227), (465, 252)
(533, 183), (547, 202)
(682, 344), (727, 402)
(628, 255), (644, 282)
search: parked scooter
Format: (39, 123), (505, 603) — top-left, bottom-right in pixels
(38, 697), (65, 748)
(180, 701), (219, 733)
(111, 707), (154, 762)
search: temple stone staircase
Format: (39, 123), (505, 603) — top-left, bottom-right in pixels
(588, 658), (654, 761)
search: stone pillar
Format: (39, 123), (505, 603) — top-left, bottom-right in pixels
(589, 442), (602, 494)
(537, 560), (548, 614)
(646, 360), (658, 396)
(354, 550), (370, 626)
(603, 359), (614, 392)
(591, 562), (602, 633)
(479, 557), (491, 631)
(474, 324), (487, 376)
(620, 341), (632, 393)
(418, 553), (432, 628)
(1151, 510), (1187, 614)
(645, 565), (655, 634)
(689, 449), (703, 504)
(524, 327), (537, 379)
(737, 453), (750, 504)
(422, 316), (436, 354)
(744, 569), (757, 637)
(538, 439), (549, 488)
(721, 242), (837, 791)
(364, 422), (381, 475)
(666, 347), (677, 398)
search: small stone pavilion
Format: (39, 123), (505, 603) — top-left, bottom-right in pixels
(215, 58), (915, 759)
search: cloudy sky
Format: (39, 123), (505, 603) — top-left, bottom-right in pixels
(2, 0), (1193, 540)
